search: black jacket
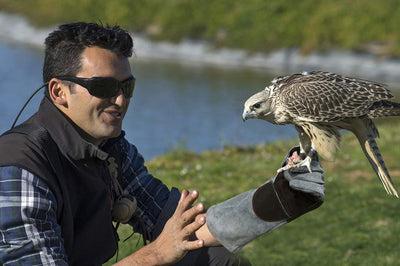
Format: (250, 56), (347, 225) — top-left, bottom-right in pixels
(0, 97), (123, 265)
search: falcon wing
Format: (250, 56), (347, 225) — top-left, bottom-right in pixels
(275, 71), (393, 122)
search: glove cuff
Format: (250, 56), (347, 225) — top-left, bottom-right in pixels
(207, 172), (323, 253)
(206, 186), (286, 253)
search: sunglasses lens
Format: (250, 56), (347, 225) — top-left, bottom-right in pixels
(122, 79), (135, 98)
(90, 78), (119, 98)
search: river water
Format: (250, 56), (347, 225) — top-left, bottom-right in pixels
(0, 41), (296, 160)
(3, 12), (400, 160)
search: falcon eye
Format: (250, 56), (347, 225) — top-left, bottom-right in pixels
(252, 103), (261, 110)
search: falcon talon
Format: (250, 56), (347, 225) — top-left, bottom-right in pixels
(277, 165), (290, 173)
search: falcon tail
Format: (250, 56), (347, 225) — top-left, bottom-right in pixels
(359, 137), (398, 197)
(346, 118), (399, 197)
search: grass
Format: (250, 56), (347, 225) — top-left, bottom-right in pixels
(105, 117), (400, 265)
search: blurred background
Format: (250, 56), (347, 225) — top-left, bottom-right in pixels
(1, 0), (400, 160)
(1, 1), (400, 265)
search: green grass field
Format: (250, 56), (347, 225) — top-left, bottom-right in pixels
(105, 117), (400, 265)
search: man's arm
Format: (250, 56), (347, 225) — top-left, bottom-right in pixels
(116, 147), (324, 264)
(0, 166), (68, 265)
(195, 218), (220, 246)
(119, 140), (324, 263)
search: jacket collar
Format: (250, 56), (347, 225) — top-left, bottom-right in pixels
(37, 97), (125, 161)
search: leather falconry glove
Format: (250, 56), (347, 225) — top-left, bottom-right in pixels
(206, 146), (325, 253)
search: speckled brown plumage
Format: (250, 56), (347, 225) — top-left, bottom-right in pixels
(242, 71), (400, 197)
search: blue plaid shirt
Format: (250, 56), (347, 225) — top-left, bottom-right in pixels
(0, 138), (174, 265)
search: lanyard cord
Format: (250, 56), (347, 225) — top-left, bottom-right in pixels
(11, 83), (48, 129)
(111, 169), (124, 198)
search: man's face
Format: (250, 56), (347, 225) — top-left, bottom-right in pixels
(61, 46), (132, 145)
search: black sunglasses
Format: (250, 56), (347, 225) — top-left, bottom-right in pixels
(56, 75), (136, 98)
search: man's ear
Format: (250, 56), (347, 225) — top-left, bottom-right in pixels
(48, 78), (68, 106)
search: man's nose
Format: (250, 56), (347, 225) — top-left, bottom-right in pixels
(113, 89), (128, 105)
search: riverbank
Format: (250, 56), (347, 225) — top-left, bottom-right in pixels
(1, 12), (400, 86)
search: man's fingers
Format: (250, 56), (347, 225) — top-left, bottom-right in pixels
(180, 216), (206, 250)
(179, 202), (204, 227)
(175, 189), (200, 216)
(181, 214), (206, 237)
(182, 239), (205, 251)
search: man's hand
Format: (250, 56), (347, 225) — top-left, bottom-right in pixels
(116, 189), (206, 265)
(252, 146), (325, 223)
(280, 146), (325, 201)
(283, 157), (325, 201)
(152, 189), (205, 264)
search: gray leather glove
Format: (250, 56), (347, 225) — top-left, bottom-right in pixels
(206, 146), (325, 252)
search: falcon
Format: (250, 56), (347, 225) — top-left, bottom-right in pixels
(242, 71), (400, 197)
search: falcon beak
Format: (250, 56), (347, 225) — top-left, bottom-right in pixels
(242, 109), (252, 121)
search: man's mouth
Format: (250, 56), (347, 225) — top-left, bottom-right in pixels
(109, 111), (121, 118)
(104, 109), (123, 119)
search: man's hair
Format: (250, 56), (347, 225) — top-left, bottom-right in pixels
(43, 22), (133, 83)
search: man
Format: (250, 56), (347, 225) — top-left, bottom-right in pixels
(0, 22), (325, 265)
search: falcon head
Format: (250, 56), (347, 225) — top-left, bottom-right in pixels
(242, 90), (275, 122)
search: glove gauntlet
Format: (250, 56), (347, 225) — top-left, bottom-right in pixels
(207, 146), (324, 252)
